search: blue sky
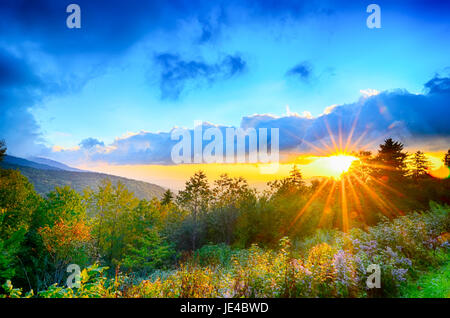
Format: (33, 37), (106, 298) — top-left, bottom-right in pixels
(1, 0), (450, 168)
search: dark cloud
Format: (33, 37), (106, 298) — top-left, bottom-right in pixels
(0, 45), (105, 157)
(196, 6), (228, 44)
(0, 0), (188, 56)
(424, 75), (450, 94)
(154, 53), (246, 99)
(79, 138), (104, 149)
(286, 61), (313, 81)
(0, 48), (49, 157)
(0, 50), (41, 88)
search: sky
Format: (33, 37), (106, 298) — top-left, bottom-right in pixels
(1, 0), (450, 189)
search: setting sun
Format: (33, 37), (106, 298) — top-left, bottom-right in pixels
(321, 155), (358, 177)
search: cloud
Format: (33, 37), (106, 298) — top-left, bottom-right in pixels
(0, 48), (50, 157)
(79, 138), (105, 149)
(1, 0), (450, 162)
(50, 74), (450, 165)
(424, 75), (450, 94)
(286, 61), (313, 81)
(359, 89), (380, 98)
(154, 53), (246, 99)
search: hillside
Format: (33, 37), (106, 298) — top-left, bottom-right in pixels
(28, 156), (86, 172)
(0, 158), (166, 200)
(3, 155), (64, 171)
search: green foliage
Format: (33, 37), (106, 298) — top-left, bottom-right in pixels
(0, 140), (6, 162)
(0, 223), (26, 282)
(1, 280), (34, 298)
(37, 264), (119, 298)
(176, 171), (212, 250)
(400, 251), (450, 298)
(121, 228), (176, 274)
(0, 137), (450, 298)
(0, 168), (41, 238)
(191, 243), (236, 267)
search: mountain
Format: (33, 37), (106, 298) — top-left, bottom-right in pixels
(28, 156), (85, 172)
(3, 155), (63, 171)
(0, 156), (166, 200)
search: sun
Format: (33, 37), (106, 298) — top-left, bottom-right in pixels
(325, 154), (358, 176)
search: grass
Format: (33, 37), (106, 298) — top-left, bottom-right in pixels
(400, 252), (450, 298)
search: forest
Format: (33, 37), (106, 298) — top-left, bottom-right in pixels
(0, 138), (449, 298)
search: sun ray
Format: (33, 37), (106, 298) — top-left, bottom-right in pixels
(301, 138), (331, 156)
(318, 180), (337, 228)
(324, 119), (340, 153)
(317, 137), (336, 154)
(367, 175), (405, 197)
(348, 127), (369, 151)
(362, 162), (400, 172)
(340, 177), (349, 232)
(287, 178), (330, 231)
(345, 174), (365, 223)
(352, 173), (393, 217)
(344, 108), (361, 153)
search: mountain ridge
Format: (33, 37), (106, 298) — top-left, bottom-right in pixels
(1, 155), (166, 200)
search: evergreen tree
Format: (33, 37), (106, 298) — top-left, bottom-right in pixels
(444, 149), (450, 167)
(374, 138), (408, 180)
(176, 171), (211, 250)
(161, 189), (174, 205)
(268, 165), (305, 195)
(409, 150), (431, 180)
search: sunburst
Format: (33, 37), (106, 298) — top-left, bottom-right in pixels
(287, 111), (407, 233)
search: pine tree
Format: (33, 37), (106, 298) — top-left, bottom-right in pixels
(288, 165), (305, 190)
(444, 149), (450, 167)
(161, 189), (174, 205)
(374, 138), (408, 180)
(409, 150), (431, 180)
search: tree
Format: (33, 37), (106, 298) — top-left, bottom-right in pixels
(267, 165), (305, 196)
(207, 174), (254, 244)
(176, 171), (211, 250)
(28, 186), (90, 288)
(87, 180), (140, 266)
(0, 169), (40, 238)
(38, 218), (91, 285)
(409, 151), (431, 180)
(373, 138), (408, 180)
(33, 186), (87, 229)
(161, 189), (174, 205)
(0, 209), (26, 283)
(121, 228), (175, 275)
(444, 149), (450, 167)
(0, 140), (6, 162)
(349, 151), (373, 181)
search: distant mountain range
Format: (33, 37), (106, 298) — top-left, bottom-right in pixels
(1, 155), (166, 200)
(28, 156), (86, 172)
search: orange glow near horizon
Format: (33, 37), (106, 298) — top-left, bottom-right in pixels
(75, 151), (447, 190)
